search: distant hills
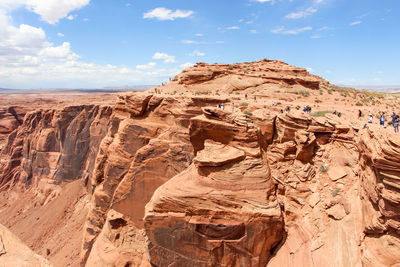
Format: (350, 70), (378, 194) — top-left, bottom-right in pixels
(350, 85), (400, 93)
(0, 85), (156, 94)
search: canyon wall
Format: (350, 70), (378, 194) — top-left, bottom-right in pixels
(0, 61), (399, 266)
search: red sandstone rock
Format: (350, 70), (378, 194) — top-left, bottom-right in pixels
(0, 60), (399, 267)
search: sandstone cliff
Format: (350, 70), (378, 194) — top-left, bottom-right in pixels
(0, 60), (399, 267)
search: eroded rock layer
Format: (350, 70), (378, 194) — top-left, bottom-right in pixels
(0, 60), (399, 267)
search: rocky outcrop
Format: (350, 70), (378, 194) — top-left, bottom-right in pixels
(145, 109), (284, 266)
(0, 106), (26, 152)
(358, 126), (400, 266)
(157, 59), (328, 95)
(0, 105), (112, 198)
(0, 223), (53, 266)
(0, 60), (399, 267)
(82, 93), (228, 265)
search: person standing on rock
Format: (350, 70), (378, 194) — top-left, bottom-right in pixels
(368, 113), (373, 123)
(392, 112), (398, 124)
(394, 116), (399, 133)
(232, 103), (235, 112)
(380, 112), (385, 126)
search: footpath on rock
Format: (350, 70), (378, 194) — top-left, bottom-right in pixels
(0, 59), (399, 267)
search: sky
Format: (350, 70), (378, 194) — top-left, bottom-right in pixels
(0, 0), (399, 89)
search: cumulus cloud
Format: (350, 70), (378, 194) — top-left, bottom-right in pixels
(271, 26), (312, 35)
(57, 32), (64, 37)
(250, 29), (258, 34)
(189, 50), (205, 57)
(152, 52), (176, 63)
(285, 7), (317, 19)
(39, 42), (80, 61)
(143, 7), (193, 21)
(136, 62), (157, 69)
(226, 26), (240, 30)
(0, 9), (179, 88)
(0, 0), (90, 24)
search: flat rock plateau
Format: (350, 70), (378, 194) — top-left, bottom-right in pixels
(0, 59), (400, 267)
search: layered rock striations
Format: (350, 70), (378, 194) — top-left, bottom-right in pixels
(0, 105), (112, 193)
(0, 60), (399, 267)
(157, 59), (329, 95)
(358, 127), (400, 266)
(145, 109), (284, 266)
(83, 93), (228, 265)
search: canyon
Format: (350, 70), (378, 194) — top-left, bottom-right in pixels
(0, 60), (399, 266)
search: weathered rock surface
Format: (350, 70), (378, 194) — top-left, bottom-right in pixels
(158, 60), (329, 95)
(145, 108), (284, 266)
(82, 93), (228, 266)
(0, 60), (399, 267)
(358, 126), (400, 266)
(0, 223), (53, 266)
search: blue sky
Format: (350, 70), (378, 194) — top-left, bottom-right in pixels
(0, 0), (399, 89)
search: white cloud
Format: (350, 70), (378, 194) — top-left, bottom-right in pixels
(252, 0), (274, 3)
(227, 26), (240, 30)
(357, 13), (369, 19)
(0, 9), (180, 88)
(182, 39), (198, 44)
(311, 35), (322, 39)
(180, 62), (194, 69)
(372, 77), (381, 82)
(271, 26), (312, 35)
(152, 52), (175, 63)
(306, 67), (313, 72)
(285, 7), (317, 19)
(317, 26), (330, 31)
(82, 18), (89, 22)
(143, 7), (193, 21)
(181, 40), (224, 45)
(136, 62), (156, 69)
(195, 33), (203, 37)
(189, 50), (205, 57)
(350, 20), (362, 26)
(250, 29), (258, 34)
(0, 0), (90, 24)
(67, 14), (77, 20)
(39, 42), (80, 62)
(57, 32), (64, 37)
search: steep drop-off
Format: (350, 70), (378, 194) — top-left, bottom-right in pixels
(0, 60), (399, 267)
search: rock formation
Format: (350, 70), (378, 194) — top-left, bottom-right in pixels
(0, 223), (53, 266)
(0, 60), (399, 267)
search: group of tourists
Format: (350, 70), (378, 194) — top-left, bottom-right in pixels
(303, 105), (312, 114)
(365, 111), (399, 133)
